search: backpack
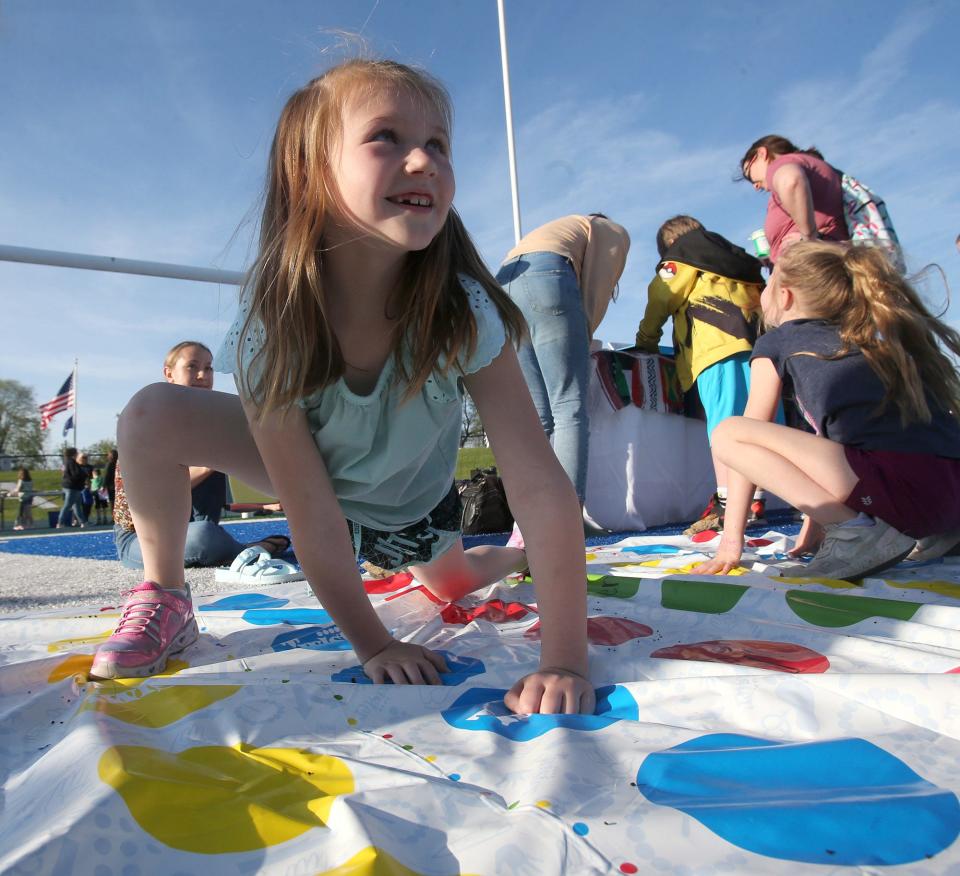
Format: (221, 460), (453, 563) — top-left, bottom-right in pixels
(836, 170), (906, 274)
(459, 467), (514, 535)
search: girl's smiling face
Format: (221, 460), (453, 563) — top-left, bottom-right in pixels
(326, 86), (454, 254)
(164, 345), (213, 389)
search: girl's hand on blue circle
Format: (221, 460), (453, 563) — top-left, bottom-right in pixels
(505, 668), (595, 716)
(362, 640), (449, 685)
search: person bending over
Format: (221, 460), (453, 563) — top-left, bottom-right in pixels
(635, 215), (776, 534)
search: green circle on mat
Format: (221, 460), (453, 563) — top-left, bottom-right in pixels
(660, 579), (749, 614)
(785, 591), (920, 628)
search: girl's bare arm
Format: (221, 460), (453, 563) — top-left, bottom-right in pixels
(694, 357), (783, 574)
(464, 343), (594, 715)
(771, 162), (818, 242)
(239, 395), (397, 664)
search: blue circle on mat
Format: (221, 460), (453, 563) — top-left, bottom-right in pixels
(441, 684), (637, 741)
(622, 544), (680, 556)
(636, 733), (960, 865)
(332, 651), (485, 686)
(271, 624), (350, 651)
(240, 608), (333, 626)
(200, 594), (290, 611)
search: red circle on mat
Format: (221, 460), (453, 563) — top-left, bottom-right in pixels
(441, 599), (533, 626)
(620, 864), (638, 874)
(690, 529), (719, 543)
(746, 538), (773, 547)
(651, 639), (829, 673)
(526, 616), (653, 645)
(363, 572), (414, 594)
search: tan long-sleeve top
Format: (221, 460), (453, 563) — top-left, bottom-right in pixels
(504, 215), (630, 334)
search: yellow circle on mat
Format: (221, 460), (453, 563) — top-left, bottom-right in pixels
(82, 684), (240, 728)
(318, 845), (481, 875)
(47, 653), (94, 682)
(536, 799), (551, 808)
(888, 579), (960, 600)
(98, 743), (354, 853)
(47, 629), (113, 653)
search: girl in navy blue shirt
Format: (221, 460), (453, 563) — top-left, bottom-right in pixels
(695, 241), (960, 580)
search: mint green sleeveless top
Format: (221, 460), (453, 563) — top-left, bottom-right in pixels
(214, 275), (506, 530)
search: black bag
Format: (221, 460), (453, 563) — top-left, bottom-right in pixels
(459, 467), (514, 535)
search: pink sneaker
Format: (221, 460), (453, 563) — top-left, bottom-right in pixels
(91, 582), (198, 679)
(506, 523), (525, 551)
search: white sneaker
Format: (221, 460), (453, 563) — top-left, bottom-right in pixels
(800, 518), (915, 581)
(907, 527), (960, 563)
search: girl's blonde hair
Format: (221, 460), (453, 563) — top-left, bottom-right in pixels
(164, 341), (212, 371)
(241, 58), (524, 414)
(779, 241), (960, 425)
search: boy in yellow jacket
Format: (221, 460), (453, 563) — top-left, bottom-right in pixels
(635, 216), (768, 534)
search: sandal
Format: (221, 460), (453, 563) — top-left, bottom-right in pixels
(246, 534), (291, 558)
(215, 546), (305, 585)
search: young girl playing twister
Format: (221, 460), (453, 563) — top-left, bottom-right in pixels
(91, 59), (593, 715)
(693, 241), (960, 581)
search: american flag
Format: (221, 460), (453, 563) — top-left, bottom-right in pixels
(39, 372), (75, 431)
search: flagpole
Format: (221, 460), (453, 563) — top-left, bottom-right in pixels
(496, 0), (522, 245)
(73, 360), (78, 448)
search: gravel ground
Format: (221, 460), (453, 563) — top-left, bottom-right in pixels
(0, 553), (247, 615)
(0, 521), (293, 615)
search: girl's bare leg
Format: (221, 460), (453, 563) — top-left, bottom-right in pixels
(712, 453), (728, 493)
(712, 417), (859, 523)
(118, 383), (275, 589)
(409, 540), (527, 603)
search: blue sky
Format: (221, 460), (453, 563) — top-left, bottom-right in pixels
(2, 1), (958, 449)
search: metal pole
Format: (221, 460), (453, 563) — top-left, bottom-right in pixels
(0, 244), (246, 286)
(497, 0), (523, 245)
(73, 360), (78, 449)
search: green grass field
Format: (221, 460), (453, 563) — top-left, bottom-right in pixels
(0, 446), (499, 528)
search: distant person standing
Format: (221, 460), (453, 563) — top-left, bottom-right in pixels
(740, 135), (848, 263)
(90, 467), (109, 525)
(496, 214), (630, 523)
(103, 448), (118, 512)
(14, 468), (33, 530)
(58, 447), (88, 528)
(77, 451), (94, 525)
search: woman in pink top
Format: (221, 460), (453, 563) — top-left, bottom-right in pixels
(740, 135), (848, 263)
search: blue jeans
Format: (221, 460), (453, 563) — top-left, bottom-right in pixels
(115, 521), (244, 570)
(58, 488), (88, 526)
(496, 252), (591, 501)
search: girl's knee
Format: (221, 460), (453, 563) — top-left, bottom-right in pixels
(415, 569), (475, 603)
(119, 383), (190, 447)
(120, 383), (175, 427)
(711, 416), (750, 464)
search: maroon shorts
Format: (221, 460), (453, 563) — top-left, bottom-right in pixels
(843, 447), (960, 538)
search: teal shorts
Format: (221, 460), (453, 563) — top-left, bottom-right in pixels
(695, 352), (783, 441)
